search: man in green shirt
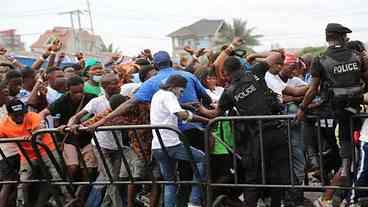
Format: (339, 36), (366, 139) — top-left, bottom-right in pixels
(84, 64), (104, 96)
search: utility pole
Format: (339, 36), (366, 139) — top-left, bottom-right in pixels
(86, 0), (94, 34)
(86, 0), (96, 51)
(58, 10), (84, 52)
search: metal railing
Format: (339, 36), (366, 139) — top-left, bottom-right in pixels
(0, 124), (204, 206)
(1, 114), (368, 206)
(204, 113), (368, 206)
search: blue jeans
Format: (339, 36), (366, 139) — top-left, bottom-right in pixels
(86, 186), (103, 207)
(152, 143), (206, 207)
(291, 122), (305, 184)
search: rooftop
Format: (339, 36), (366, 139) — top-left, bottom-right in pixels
(168, 19), (224, 37)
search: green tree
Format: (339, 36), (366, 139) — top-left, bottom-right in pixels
(214, 18), (263, 52)
(299, 46), (326, 57)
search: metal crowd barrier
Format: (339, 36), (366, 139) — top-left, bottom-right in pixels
(205, 113), (368, 206)
(2, 115), (368, 206)
(0, 124), (203, 206)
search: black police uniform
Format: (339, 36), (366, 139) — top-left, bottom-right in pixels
(310, 43), (365, 160)
(217, 62), (290, 207)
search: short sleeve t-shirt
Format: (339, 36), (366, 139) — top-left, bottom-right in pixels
(287, 77), (307, 87)
(0, 112), (55, 161)
(46, 86), (64, 128)
(212, 121), (234, 155)
(84, 82), (102, 97)
(121, 83), (141, 97)
(48, 93), (96, 147)
(133, 67), (208, 131)
(83, 95), (123, 150)
(150, 90), (185, 149)
(265, 71), (287, 101)
(46, 86), (63, 105)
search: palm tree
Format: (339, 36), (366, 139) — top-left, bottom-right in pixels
(102, 43), (121, 53)
(214, 18), (263, 52)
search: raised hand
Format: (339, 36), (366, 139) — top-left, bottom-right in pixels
(48, 39), (63, 52)
(231, 37), (245, 48)
(184, 46), (194, 55)
(143, 49), (153, 60)
(195, 48), (207, 57)
(74, 52), (84, 61)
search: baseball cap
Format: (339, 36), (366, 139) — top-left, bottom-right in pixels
(284, 53), (299, 65)
(153, 51), (171, 66)
(85, 57), (98, 69)
(325, 23), (352, 34)
(6, 99), (27, 115)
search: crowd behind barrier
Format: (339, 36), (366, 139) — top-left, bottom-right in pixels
(1, 22), (368, 207)
(1, 115), (368, 206)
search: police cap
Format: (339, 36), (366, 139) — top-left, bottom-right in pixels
(325, 23), (352, 34)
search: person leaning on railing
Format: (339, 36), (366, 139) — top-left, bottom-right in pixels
(0, 99), (69, 207)
(150, 74), (209, 207)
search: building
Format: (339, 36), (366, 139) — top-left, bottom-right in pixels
(0, 29), (25, 51)
(168, 19), (224, 60)
(31, 27), (106, 54)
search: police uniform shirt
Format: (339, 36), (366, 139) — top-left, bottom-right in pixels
(218, 62), (273, 116)
(311, 46), (367, 81)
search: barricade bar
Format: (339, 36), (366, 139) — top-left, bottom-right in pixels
(3, 115), (368, 206)
(204, 113), (368, 206)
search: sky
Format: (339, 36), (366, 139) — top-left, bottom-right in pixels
(1, 0), (368, 56)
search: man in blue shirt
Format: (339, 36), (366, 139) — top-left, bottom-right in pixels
(89, 50), (210, 206)
(93, 51), (210, 129)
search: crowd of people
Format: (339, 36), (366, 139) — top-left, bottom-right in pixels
(0, 22), (368, 207)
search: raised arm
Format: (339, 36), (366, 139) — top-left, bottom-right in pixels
(214, 37), (244, 86)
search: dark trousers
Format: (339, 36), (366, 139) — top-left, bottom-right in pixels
(304, 119), (341, 175)
(240, 126), (290, 207)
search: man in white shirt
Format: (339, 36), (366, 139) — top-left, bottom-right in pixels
(68, 73), (127, 207)
(264, 53), (308, 103)
(264, 53), (308, 206)
(150, 75), (208, 207)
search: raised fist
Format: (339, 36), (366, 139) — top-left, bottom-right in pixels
(184, 46), (194, 55)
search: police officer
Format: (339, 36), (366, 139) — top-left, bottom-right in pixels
(297, 23), (368, 206)
(198, 55), (290, 207)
